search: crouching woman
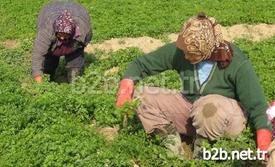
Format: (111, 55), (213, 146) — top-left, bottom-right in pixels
(115, 13), (272, 159)
(32, 1), (92, 83)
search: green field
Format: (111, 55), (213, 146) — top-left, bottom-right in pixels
(0, 0), (275, 166)
(1, 0), (275, 41)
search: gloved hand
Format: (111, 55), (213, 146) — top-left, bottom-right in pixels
(116, 79), (134, 108)
(257, 129), (272, 154)
(34, 75), (42, 83)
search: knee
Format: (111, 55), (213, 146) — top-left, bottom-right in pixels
(191, 94), (247, 141)
(133, 87), (156, 112)
(133, 86), (160, 98)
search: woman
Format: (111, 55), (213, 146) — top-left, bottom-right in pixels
(32, 1), (92, 83)
(116, 13), (272, 159)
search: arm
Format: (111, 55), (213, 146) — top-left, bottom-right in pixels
(32, 30), (52, 78)
(74, 7), (92, 47)
(116, 43), (180, 107)
(235, 60), (272, 151)
(123, 42), (179, 82)
(84, 28), (92, 46)
(235, 60), (270, 130)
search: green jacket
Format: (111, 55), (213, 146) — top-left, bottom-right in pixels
(124, 42), (271, 131)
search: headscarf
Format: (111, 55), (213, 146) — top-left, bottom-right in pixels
(53, 10), (76, 35)
(176, 13), (233, 69)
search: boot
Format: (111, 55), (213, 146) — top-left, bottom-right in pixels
(155, 124), (185, 159)
(49, 72), (56, 82)
(192, 134), (209, 159)
(67, 68), (82, 83)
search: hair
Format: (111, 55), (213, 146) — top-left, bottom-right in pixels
(197, 12), (207, 19)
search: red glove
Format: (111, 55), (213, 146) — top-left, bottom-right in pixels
(34, 75), (42, 83)
(116, 79), (134, 108)
(257, 129), (272, 152)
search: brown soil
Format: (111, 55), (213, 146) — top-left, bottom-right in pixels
(85, 36), (164, 54)
(1, 39), (19, 49)
(104, 66), (120, 76)
(97, 126), (119, 142)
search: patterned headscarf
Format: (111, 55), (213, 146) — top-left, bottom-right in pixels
(53, 10), (76, 35)
(176, 13), (224, 64)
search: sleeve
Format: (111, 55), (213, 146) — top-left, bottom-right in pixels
(235, 60), (272, 131)
(84, 28), (92, 46)
(123, 43), (179, 82)
(32, 30), (52, 77)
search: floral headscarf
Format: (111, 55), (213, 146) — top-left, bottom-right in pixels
(176, 13), (224, 63)
(53, 10), (76, 35)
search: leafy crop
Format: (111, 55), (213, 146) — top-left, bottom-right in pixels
(0, 36), (274, 166)
(1, 0), (275, 41)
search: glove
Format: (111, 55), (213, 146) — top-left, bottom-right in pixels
(116, 79), (134, 108)
(34, 75), (42, 83)
(257, 129), (272, 152)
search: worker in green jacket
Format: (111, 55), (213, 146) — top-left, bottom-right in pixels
(115, 13), (272, 159)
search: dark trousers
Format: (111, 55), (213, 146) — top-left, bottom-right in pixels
(43, 48), (84, 80)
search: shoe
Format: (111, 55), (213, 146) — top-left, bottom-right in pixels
(155, 124), (185, 160)
(192, 135), (208, 159)
(67, 68), (82, 83)
(164, 132), (185, 159)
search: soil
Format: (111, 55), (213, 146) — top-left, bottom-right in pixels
(1, 39), (19, 49)
(97, 126), (119, 142)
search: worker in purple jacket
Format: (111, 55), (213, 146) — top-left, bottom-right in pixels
(32, 1), (92, 83)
